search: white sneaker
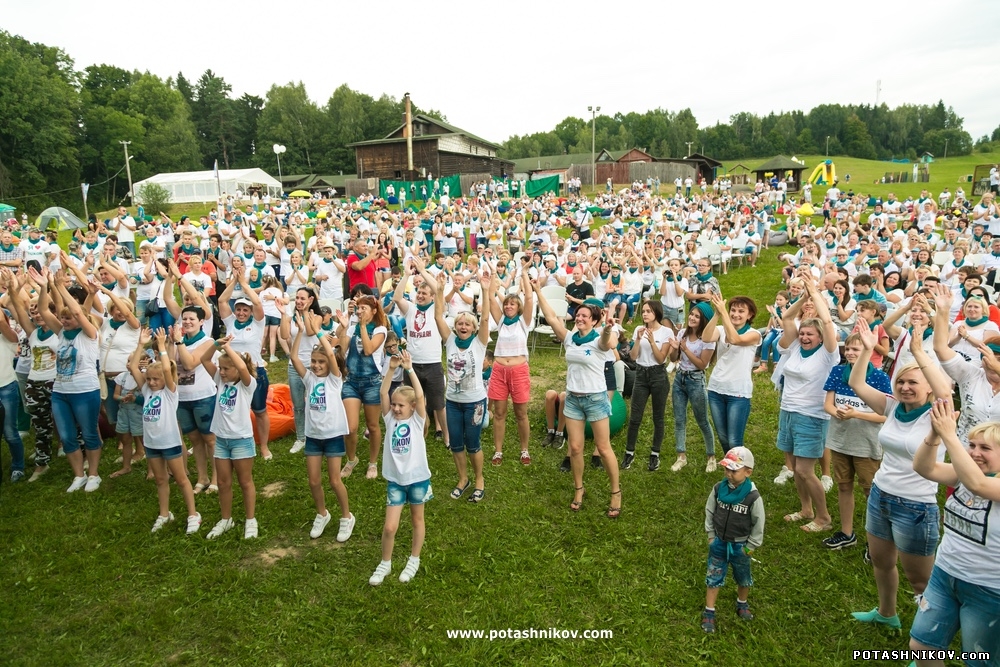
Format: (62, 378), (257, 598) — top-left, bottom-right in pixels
(290, 440), (305, 454)
(369, 560), (392, 586)
(399, 556), (420, 583)
(244, 518), (259, 539)
(773, 466), (793, 485)
(670, 457), (688, 472)
(57, 447), (66, 457)
(206, 518), (235, 540)
(269, 355), (279, 363)
(186, 513), (203, 535)
(151, 513), (175, 533)
(67, 476), (88, 493)
(310, 511), (331, 539)
(336, 513), (356, 543)
(821, 475), (834, 493)
(84, 475), (102, 492)
(705, 458), (717, 473)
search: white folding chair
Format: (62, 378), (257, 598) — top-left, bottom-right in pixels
(531, 299), (568, 355)
(320, 298), (343, 313)
(540, 284), (566, 302)
(932, 251), (950, 267)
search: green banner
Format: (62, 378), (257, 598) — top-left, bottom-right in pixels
(524, 175), (561, 198)
(380, 175), (462, 201)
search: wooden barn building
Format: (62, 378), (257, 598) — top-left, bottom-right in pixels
(349, 114), (513, 180)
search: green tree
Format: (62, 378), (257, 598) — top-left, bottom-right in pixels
(193, 70), (238, 168)
(842, 114), (877, 159)
(795, 128), (818, 154)
(255, 82), (326, 174)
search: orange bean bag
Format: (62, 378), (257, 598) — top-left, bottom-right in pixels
(250, 383), (296, 443)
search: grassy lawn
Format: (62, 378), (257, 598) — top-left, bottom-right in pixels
(0, 246), (939, 666)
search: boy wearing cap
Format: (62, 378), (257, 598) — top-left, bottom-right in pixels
(702, 446), (764, 633)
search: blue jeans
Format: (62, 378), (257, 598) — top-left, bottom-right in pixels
(287, 363), (306, 441)
(910, 565), (1000, 666)
(446, 399), (487, 454)
(52, 389), (102, 454)
(672, 370), (715, 456)
(148, 308), (176, 333)
(104, 374), (121, 424)
(0, 380), (25, 473)
(707, 391), (751, 454)
(760, 329), (781, 365)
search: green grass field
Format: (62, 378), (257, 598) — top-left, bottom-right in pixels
(1, 246), (947, 667)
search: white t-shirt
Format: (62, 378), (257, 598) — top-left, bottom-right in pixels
(676, 335), (716, 372)
(176, 333), (217, 401)
(99, 320), (140, 374)
(564, 331), (608, 394)
(211, 372), (257, 440)
(936, 482), (1000, 589)
(404, 305), (442, 364)
(141, 385), (182, 449)
(708, 328), (762, 398)
(54, 331), (101, 394)
(223, 315), (266, 367)
(660, 276), (688, 309)
(631, 326), (674, 367)
(777, 339), (840, 419)
(0, 336), (16, 387)
(313, 259), (344, 300)
(303, 372), (349, 439)
(260, 287), (284, 319)
(381, 411), (431, 485)
(19, 238), (50, 265)
(28, 329), (59, 382)
(445, 335), (487, 403)
(873, 398), (944, 503)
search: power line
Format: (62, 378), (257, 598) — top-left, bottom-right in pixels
(1, 162), (129, 203)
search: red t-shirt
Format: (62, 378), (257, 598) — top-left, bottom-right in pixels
(347, 252), (375, 290)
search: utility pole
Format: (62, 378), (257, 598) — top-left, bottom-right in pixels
(588, 105), (600, 190)
(120, 141), (134, 205)
(826, 135), (831, 157)
(944, 138), (949, 159)
(685, 141), (693, 157)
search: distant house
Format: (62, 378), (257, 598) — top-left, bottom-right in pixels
(348, 114), (513, 180)
(752, 155), (809, 191)
(596, 148), (657, 164)
(280, 174), (356, 196)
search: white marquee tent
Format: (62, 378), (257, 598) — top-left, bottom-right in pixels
(132, 168), (281, 204)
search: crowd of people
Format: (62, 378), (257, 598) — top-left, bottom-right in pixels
(2, 179), (998, 662)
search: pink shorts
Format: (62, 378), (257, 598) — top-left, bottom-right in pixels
(488, 362), (531, 404)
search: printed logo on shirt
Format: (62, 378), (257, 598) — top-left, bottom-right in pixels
(143, 395), (162, 423)
(219, 384), (238, 413)
(55, 343), (78, 378)
(391, 422), (411, 454)
(308, 382), (327, 412)
(944, 485), (992, 546)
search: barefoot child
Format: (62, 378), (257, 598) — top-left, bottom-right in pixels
(111, 355), (147, 478)
(369, 350), (432, 586)
(702, 446), (764, 633)
(201, 336), (259, 540)
(289, 312), (355, 542)
(129, 328), (200, 534)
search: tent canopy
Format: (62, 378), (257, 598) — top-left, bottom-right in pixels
(36, 206), (87, 231)
(133, 168), (281, 204)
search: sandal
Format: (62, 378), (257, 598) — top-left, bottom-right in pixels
(193, 482), (207, 495)
(468, 488), (485, 503)
(784, 511), (813, 522)
(570, 486), (585, 512)
(205, 484), (219, 495)
(341, 458), (359, 478)
(366, 463), (378, 480)
(801, 520), (833, 533)
(491, 451), (503, 466)
(607, 490), (622, 519)
(450, 480), (471, 499)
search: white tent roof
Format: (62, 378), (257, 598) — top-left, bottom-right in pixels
(133, 168), (281, 204)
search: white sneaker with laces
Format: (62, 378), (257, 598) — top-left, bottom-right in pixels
(670, 457), (688, 472)
(269, 355), (279, 363)
(290, 440), (305, 454)
(206, 518), (235, 540)
(705, 458), (717, 473)
(186, 513), (202, 535)
(310, 511), (332, 539)
(84, 475), (102, 492)
(244, 518), (259, 539)
(821, 475), (834, 493)
(151, 513), (175, 533)
(336, 513), (356, 543)
(67, 476), (88, 493)
(399, 556), (420, 583)
(369, 560), (392, 586)
(773, 466), (793, 485)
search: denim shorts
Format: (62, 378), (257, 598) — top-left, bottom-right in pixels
(305, 435), (346, 458)
(776, 409), (829, 459)
(146, 445), (183, 461)
(251, 366), (270, 413)
(343, 374), (382, 405)
(265, 315), (281, 327)
(386, 479), (434, 506)
(215, 436), (256, 460)
(563, 391), (612, 422)
(705, 537), (753, 588)
(865, 483), (940, 557)
(909, 565), (1000, 664)
(115, 402), (144, 437)
(177, 395), (216, 435)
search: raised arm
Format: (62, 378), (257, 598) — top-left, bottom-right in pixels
(848, 323), (887, 415)
(288, 315), (308, 379)
(400, 350), (425, 419)
(433, 273), (452, 340)
(154, 328), (176, 392)
(882, 298), (912, 341)
(803, 280), (838, 353)
(101, 285), (140, 330)
(531, 279), (568, 342)
(128, 328), (151, 388)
